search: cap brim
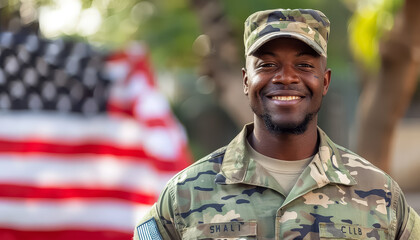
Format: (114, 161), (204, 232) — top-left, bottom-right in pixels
(246, 31), (326, 57)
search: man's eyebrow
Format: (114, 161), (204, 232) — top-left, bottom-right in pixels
(296, 51), (319, 58)
(253, 50), (275, 58)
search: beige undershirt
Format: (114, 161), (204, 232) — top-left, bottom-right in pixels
(246, 140), (313, 196)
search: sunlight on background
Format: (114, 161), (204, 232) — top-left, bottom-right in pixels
(347, 0), (400, 71)
(39, 0), (102, 38)
(19, 0), (38, 25)
(35, 0), (157, 47)
(130, 1), (155, 25)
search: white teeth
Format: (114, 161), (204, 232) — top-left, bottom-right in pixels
(272, 96), (301, 101)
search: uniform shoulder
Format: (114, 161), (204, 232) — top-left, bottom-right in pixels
(334, 144), (397, 184)
(188, 146), (226, 171)
(166, 146), (227, 187)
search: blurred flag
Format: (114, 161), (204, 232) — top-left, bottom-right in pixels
(0, 32), (192, 240)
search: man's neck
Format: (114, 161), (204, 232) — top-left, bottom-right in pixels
(248, 119), (319, 161)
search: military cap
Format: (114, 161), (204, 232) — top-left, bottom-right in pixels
(244, 8), (330, 57)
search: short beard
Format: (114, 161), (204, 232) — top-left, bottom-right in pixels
(261, 112), (315, 135)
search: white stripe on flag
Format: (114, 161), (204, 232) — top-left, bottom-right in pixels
(0, 112), (145, 146)
(0, 154), (173, 193)
(0, 112), (186, 162)
(0, 199), (151, 232)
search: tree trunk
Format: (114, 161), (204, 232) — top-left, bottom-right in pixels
(190, 0), (252, 127)
(356, 0), (420, 172)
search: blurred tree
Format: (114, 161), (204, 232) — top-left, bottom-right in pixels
(190, 0), (251, 127)
(348, 0), (420, 172)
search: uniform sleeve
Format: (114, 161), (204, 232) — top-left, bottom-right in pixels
(133, 183), (182, 240)
(395, 188), (420, 240)
(398, 207), (420, 240)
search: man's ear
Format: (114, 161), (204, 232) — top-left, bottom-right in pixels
(322, 68), (331, 96)
(242, 67), (249, 95)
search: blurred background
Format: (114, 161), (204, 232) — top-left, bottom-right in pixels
(0, 0), (419, 239)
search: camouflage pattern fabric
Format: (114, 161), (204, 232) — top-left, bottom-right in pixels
(134, 124), (420, 239)
(244, 9), (330, 57)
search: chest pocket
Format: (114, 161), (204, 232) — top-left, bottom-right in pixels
(182, 221), (257, 240)
(319, 223), (389, 240)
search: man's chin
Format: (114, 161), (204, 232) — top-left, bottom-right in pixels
(261, 113), (314, 135)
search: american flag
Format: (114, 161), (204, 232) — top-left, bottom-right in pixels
(0, 31), (192, 239)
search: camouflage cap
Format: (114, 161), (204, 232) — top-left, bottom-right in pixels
(244, 8), (330, 57)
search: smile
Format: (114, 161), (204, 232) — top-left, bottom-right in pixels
(271, 96), (302, 101)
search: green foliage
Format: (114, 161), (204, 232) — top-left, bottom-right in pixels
(137, 0), (200, 68)
(79, 0), (201, 68)
(347, 0), (403, 72)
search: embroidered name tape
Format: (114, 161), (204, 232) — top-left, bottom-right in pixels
(182, 221), (257, 239)
(319, 222), (387, 239)
(137, 218), (163, 240)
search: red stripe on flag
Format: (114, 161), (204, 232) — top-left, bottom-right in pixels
(108, 103), (174, 127)
(0, 184), (156, 204)
(0, 228), (131, 240)
(0, 138), (190, 172)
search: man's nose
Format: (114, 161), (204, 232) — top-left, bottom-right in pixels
(272, 65), (299, 85)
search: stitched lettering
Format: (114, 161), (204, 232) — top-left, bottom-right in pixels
(341, 226), (362, 235)
(209, 224), (242, 234)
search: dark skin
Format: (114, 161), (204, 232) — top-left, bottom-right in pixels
(242, 38), (331, 160)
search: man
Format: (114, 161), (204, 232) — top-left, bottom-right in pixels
(134, 8), (420, 240)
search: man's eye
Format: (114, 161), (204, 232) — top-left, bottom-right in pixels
(298, 63), (314, 68)
(258, 63), (275, 68)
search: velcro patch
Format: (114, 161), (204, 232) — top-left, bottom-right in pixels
(137, 218), (163, 240)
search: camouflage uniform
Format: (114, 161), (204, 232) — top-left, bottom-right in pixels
(134, 124), (420, 239)
(134, 8), (420, 239)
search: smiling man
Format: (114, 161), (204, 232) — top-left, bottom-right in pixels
(134, 8), (420, 240)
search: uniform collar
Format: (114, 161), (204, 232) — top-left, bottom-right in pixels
(216, 123), (357, 191)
